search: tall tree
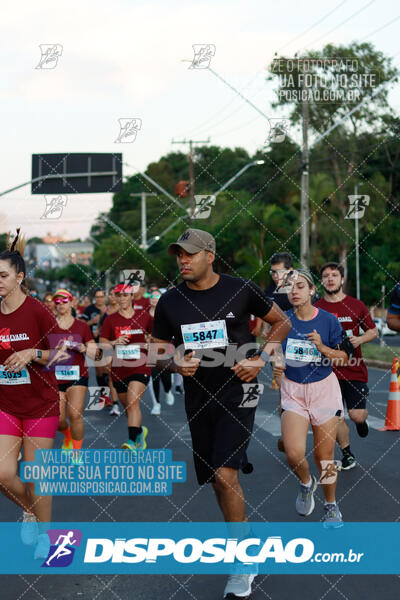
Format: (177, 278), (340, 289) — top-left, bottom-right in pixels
(268, 42), (398, 277)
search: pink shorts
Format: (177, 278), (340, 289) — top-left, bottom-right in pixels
(281, 372), (343, 426)
(0, 410), (59, 439)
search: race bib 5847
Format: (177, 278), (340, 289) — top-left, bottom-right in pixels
(181, 320), (228, 350)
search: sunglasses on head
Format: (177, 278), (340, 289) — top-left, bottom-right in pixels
(54, 297), (70, 304)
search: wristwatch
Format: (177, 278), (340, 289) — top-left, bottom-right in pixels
(36, 349), (42, 360)
(256, 349), (270, 364)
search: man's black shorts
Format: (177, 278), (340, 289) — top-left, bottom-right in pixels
(184, 382), (260, 485)
(114, 373), (150, 394)
(339, 380), (368, 410)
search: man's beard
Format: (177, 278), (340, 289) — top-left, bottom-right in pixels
(323, 285), (342, 296)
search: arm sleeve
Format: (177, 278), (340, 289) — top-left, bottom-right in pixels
(359, 301), (376, 331)
(329, 315), (344, 348)
(246, 280), (273, 318)
(100, 315), (112, 340)
(151, 298), (173, 340)
(388, 284), (400, 316)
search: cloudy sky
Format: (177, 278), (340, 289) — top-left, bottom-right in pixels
(1, 0), (399, 240)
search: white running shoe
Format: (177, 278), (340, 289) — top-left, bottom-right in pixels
(21, 511), (39, 546)
(223, 573), (256, 598)
(151, 403), (161, 415)
(165, 391), (175, 406)
(109, 404), (121, 416)
(34, 533), (50, 560)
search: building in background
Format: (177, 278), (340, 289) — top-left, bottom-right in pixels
(26, 240), (94, 271)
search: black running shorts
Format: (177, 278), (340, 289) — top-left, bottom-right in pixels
(339, 380), (368, 410)
(184, 382), (259, 485)
(114, 373), (150, 394)
(58, 376), (89, 393)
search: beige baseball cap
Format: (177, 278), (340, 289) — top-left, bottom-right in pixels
(168, 229), (216, 255)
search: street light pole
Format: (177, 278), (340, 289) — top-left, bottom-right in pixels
(130, 192), (156, 250)
(300, 74), (310, 268)
(354, 183), (363, 300)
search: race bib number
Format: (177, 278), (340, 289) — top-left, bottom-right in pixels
(181, 320), (228, 350)
(285, 338), (321, 363)
(0, 365), (31, 385)
(116, 344), (141, 360)
(55, 365), (80, 380)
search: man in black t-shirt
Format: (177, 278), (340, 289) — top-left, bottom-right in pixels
(150, 228), (291, 599)
(81, 288), (110, 402)
(81, 288), (107, 341)
(264, 252), (294, 312)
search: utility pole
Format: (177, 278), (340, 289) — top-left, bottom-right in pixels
(380, 284), (385, 347)
(171, 138), (210, 219)
(130, 192), (156, 250)
(354, 184), (360, 300)
(300, 66), (310, 268)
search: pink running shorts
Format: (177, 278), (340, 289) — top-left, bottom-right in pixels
(0, 410), (59, 438)
(280, 371), (344, 426)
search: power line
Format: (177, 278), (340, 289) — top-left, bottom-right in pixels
(275, 0), (349, 53)
(359, 14), (400, 42)
(307, 0), (377, 48)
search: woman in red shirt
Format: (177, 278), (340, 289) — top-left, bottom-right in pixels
(100, 283), (152, 451)
(0, 230), (59, 559)
(50, 288), (96, 451)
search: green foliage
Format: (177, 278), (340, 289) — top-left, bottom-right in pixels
(57, 264), (97, 288)
(87, 43), (399, 307)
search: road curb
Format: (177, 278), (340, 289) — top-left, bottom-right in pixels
(364, 359), (392, 370)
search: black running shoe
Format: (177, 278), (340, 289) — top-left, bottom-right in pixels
(340, 453), (356, 471)
(356, 420), (369, 438)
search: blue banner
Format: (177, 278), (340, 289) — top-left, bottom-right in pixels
(2, 522), (400, 574)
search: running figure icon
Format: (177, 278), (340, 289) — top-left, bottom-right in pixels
(46, 531), (77, 566)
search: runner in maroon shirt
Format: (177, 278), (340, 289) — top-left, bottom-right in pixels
(133, 294), (150, 312)
(315, 262), (378, 471)
(50, 288), (96, 452)
(100, 283), (152, 451)
(0, 229), (59, 560)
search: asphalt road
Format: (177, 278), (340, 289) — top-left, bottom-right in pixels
(371, 334), (400, 346)
(1, 366), (399, 600)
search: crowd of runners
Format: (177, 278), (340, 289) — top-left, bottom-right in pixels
(0, 227), (399, 598)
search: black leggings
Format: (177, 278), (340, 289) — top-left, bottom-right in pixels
(151, 369), (172, 403)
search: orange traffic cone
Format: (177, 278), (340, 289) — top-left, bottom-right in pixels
(380, 358), (400, 431)
(270, 377), (279, 390)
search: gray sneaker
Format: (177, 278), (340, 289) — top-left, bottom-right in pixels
(224, 573), (256, 598)
(296, 475), (317, 516)
(323, 503), (343, 528)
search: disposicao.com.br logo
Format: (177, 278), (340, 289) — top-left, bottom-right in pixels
(83, 535), (363, 566)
